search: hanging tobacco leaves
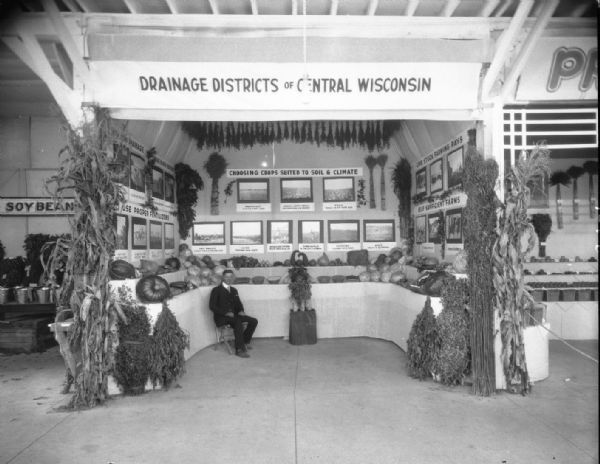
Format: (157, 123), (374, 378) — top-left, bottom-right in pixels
(549, 171), (570, 229)
(376, 154), (388, 211)
(365, 155), (378, 209)
(175, 163), (204, 240)
(493, 145), (550, 395)
(392, 158), (412, 239)
(463, 130), (498, 397)
(583, 161), (598, 218)
(204, 152), (227, 216)
(45, 107), (127, 409)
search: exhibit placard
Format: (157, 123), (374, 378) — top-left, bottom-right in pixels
(299, 243), (324, 253)
(323, 202), (356, 211)
(192, 245), (227, 255)
(230, 244), (265, 254)
(363, 242), (396, 251)
(281, 203), (315, 212)
(227, 167), (363, 178)
(89, 62), (481, 112)
(327, 242), (361, 252)
(266, 244), (293, 253)
(0, 197), (75, 216)
(237, 203), (272, 213)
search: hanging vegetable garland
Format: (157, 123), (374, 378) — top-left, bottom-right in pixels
(204, 152), (228, 216)
(144, 147), (157, 212)
(376, 154), (388, 211)
(181, 120), (400, 152)
(566, 165), (585, 220)
(364, 155), (378, 209)
(549, 171), (571, 229)
(583, 161), (598, 218)
(175, 163), (204, 239)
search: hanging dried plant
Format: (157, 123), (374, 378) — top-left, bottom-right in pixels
(566, 165), (585, 220)
(204, 152), (228, 215)
(364, 155), (378, 209)
(175, 163), (204, 239)
(392, 158), (412, 239)
(493, 145), (550, 395)
(583, 161), (598, 218)
(376, 154), (388, 211)
(45, 108), (126, 409)
(549, 171), (571, 229)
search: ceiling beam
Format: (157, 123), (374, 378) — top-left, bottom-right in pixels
(61, 0), (80, 12)
(330, 0), (338, 15)
(291, 0), (297, 15)
(570, 3), (591, 17)
(163, 0), (178, 14)
(481, 0), (534, 100)
(249, 0), (258, 15)
(501, 0), (560, 101)
(494, 0), (513, 17)
(405, 0), (420, 16)
(366, 0), (378, 16)
(122, 0), (139, 14)
(478, 0), (500, 17)
(40, 0), (89, 79)
(440, 0), (460, 17)
(52, 41), (73, 87)
(207, 0), (219, 14)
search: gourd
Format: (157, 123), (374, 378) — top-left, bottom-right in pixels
(317, 253), (330, 266)
(136, 275), (171, 303)
(358, 271), (370, 282)
(109, 260), (136, 280)
(380, 271), (392, 283)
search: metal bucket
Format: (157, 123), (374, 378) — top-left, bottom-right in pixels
(15, 287), (29, 304)
(0, 287), (9, 304)
(35, 287), (51, 304)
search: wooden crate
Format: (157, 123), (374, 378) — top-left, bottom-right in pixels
(0, 317), (56, 353)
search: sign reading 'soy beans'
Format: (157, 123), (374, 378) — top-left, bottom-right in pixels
(0, 197), (75, 215)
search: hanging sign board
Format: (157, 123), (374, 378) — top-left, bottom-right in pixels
(415, 192), (467, 215)
(89, 62), (480, 111)
(0, 197), (75, 216)
(227, 167), (362, 178)
(515, 38), (598, 101)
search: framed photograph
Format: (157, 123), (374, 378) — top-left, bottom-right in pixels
(115, 214), (128, 249)
(328, 220), (360, 243)
(415, 216), (427, 244)
(111, 144), (130, 186)
(445, 208), (463, 243)
(280, 178), (313, 203)
(446, 147), (464, 190)
(152, 167), (164, 199)
(192, 222), (225, 245)
(164, 172), (176, 203)
(231, 221), (263, 245)
(323, 177), (355, 202)
(267, 220), (292, 244)
(131, 217), (147, 249)
(415, 167), (427, 196)
(164, 223), (175, 249)
(149, 220), (163, 249)
(364, 220), (395, 243)
(427, 213), (443, 244)
(129, 152), (146, 193)
(237, 179), (270, 203)
(299, 220), (323, 244)
(429, 159), (444, 194)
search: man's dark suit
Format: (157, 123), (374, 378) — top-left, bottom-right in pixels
(209, 283), (258, 352)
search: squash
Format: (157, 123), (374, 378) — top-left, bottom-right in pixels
(308, 259), (317, 267)
(389, 248), (403, 261)
(182, 260), (192, 269)
(370, 271), (381, 282)
(200, 267), (212, 279)
(210, 274), (222, 285)
(390, 271), (406, 283)
(317, 276), (331, 283)
(109, 260), (136, 280)
(358, 271), (370, 282)
(378, 263), (391, 273)
(279, 274), (291, 284)
(380, 271), (392, 283)
(198, 277), (210, 286)
(140, 259), (160, 275)
(212, 265), (226, 276)
(331, 275), (346, 283)
(367, 264), (378, 273)
(389, 262), (404, 273)
(164, 257), (181, 271)
(186, 275), (201, 288)
(317, 253), (330, 266)
(187, 265), (202, 277)
(201, 255), (215, 269)
(136, 275), (171, 303)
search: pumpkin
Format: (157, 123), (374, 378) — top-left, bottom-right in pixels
(200, 268), (212, 279)
(389, 262), (404, 273)
(374, 254), (387, 267)
(283, 259), (291, 266)
(109, 260), (136, 280)
(380, 271), (392, 283)
(210, 274), (222, 285)
(308, 259), (317, 267)
(212, 265), (226, 276)
(187, 265), (202, 277)
(317, 253), (330, 266)
(358, 271), (370, 282)
(136, 275), (171, 303)
(389, 248), (403, 261)
(179, 248), (193, 260)
(182, 260), (192, 269)
(164, 257), (181, 271)
(370, 271), (381, 282)
(198, 277), (210, 286)
(201, 255), (215, 269)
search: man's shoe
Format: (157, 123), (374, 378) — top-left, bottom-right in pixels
(236, 350), (250, 358)
(244, 344), (253, 351)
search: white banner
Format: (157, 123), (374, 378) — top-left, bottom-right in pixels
(89, 62), (480, 111)
(227, 167), (362, 178)
(516, 38), (598, 101)
(119, 201), (177, 222)
(114, 250), (130, 261)
(0, 197), (74, 216)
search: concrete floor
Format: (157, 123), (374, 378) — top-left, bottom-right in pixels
(0, 338), (597, 464)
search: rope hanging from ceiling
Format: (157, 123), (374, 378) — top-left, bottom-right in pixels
(181, 120), (401, 152)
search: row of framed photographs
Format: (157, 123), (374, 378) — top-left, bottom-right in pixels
(237, 177), (356, 203)
(193, 219), (395, 246)
(116, 214), (176, 250)
(112, 143), (176, 203)
(414, 208), (463, 244)
(415, 146), (464, 196)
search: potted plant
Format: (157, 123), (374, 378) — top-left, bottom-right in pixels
(531, 214), (552, 258)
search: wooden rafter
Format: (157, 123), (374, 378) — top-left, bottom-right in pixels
(405, 0), (420, 16)
(366, 0), (378, 16)
(208, 0), (219, 14)
(61, 0), (81, 12)
(40, 0), (89, 78)
(440, 0), (460, 17)
(478, 0), (500, 17)
(494, 0), (513, 17)
(249, 0), (258, 15)
(164, 0), (178, 14)
(122, 0), (139, 14)
(291, 0), (297, 15)
(51, 41), (73, 88)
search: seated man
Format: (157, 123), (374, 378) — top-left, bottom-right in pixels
(209, 270), (258, 358)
